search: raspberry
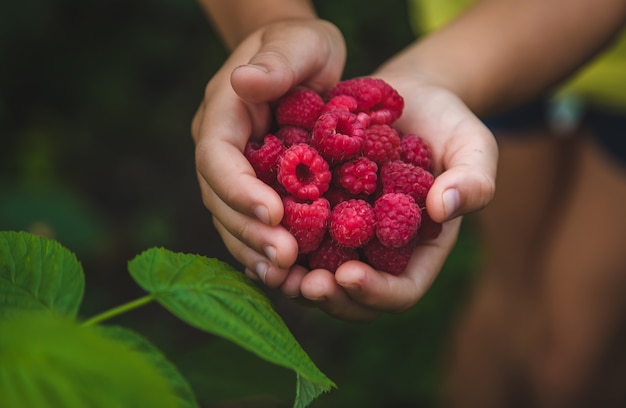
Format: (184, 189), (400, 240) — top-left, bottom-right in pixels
(417, 211), (443, 241)
(400, 133), (432, 171)
(363, 124), (401, 165)
(327, 77), (404, 125)
(276, 126), (311, 147)
(242, 77), (441, 275)
(362, 238), (415, 276)
(277, 144), (331, 200)
(334, 157), (378, 195)
(321, 95), (359, 114)
(374, 193), (421, 248)
(282, 196), (330, 254)
(276, 87), (325, 130)
(309, 237), (359, 273)
(328, 199), (375, 248)
(244, 134), (285, 185)
(311, 109), (369, 163)
(380, 160), (434, 206)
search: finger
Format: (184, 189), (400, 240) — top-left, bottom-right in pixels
(194, 92), (285, 226)
(427, 116), (498, 222)
(213, 218), (291, 289)
(201, 181), (298, 270)
(336, 217), (462, 312)
(231, 20), (346, 103)
(300, 269), (380, 322)
(279, 264), (309, 298)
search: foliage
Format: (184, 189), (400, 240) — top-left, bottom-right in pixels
(0, 231), (335, 407)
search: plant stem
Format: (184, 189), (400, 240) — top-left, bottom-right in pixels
(81, 295), (155, 327)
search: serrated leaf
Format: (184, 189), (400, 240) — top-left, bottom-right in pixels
(0, 312), (183, 408)
(96, 325), (199, 408)
(0, 231), (84, 317)
(128, 248), (336, 408)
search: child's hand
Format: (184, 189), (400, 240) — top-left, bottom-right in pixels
(191, 19), (346, 287)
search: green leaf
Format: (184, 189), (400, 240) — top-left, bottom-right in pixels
(128, 248), (336, 408)
(0, 231), (84, 317)
(96, 325), (199, 408)
(0, 312), (183, 408)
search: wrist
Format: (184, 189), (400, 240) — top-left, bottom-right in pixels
(200, 0), (319, 50)
(375, 46), (487, 116)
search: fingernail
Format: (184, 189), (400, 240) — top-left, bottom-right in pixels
(253, 205), (270, 225)
(241, 63), (269, 73)
(442, 188), (460, 220)
(255, 262), (268, 283)
(264, 245), (277, 265)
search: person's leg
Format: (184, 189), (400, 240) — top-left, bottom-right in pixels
(442, 128), (576, 407)
(530, 134), (626, 408)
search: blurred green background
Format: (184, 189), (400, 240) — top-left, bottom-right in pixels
(0, 1), (481, 406)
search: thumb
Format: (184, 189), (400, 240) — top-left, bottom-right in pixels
(231, 20), (346, 103)
(426, 120), (498, 222)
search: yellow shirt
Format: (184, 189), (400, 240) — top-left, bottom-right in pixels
(408, 0), (626, 112)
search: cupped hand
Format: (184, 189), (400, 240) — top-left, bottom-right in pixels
(293, 75), (498, 322)
(191, 19), (346, 288)
(192, 18), (497, 323)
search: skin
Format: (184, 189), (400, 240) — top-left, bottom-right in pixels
(192, 0), (626, 323)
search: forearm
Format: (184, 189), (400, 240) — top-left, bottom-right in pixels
(381, 0), (626, 116)
(198, 0), (317, 49)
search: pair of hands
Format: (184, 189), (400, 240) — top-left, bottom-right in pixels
(191, 19), (498, 322)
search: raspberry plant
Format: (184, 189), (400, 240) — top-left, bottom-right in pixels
(0, 230), (335, 408)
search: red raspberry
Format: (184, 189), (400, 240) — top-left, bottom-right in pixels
(311, 109), (369, 163)
(380, 160), (434, 206)
(417, 211), (443, 241)
(275, 87), (325, 130)
(327, 77), (404, 125)
(329, 199), (375, 248)
(242, 76), (439, 272)
(321, 95), (358, 114)
(282, 196), (330, 254)
(244, 134), (285, 185)
(362, 237), (415, 276)
(309, 237), (359, 273)
(277, 144), (331, 200)
(334, 157), (378, 196)
(400, 133), (433, 171)
(276, 126), (311, 147)
(374, 193), (421, 248)
(363, 124), (401, 165)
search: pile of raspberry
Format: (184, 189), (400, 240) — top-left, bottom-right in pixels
(244, 78), (442, 275)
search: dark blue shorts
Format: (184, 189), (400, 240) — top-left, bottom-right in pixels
(482, 99), (626, 166)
